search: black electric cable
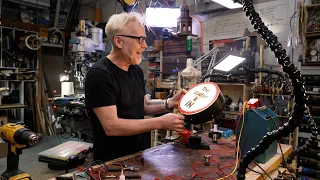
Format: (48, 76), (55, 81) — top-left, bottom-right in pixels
(228, 0), (319, 179)
(247, 167), (264, 176)
(252, 161), (272, 180)
(247, 166), (280, 180)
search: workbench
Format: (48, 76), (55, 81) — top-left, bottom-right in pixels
(51, 135), (292, 180)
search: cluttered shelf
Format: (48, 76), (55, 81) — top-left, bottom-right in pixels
(0, 18), (48, 32)
(0, 67), (37, 71)
(0, 80), (36, 82)
(0, 104), (26, 110)
(41, 44), (64, 48)
(5, 0), (49, 10)
(253, 93), (292, 98)
(305, 32), (320, 38)
(302, 4), (320, 65)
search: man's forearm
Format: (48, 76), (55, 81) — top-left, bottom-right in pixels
(144, 99), (168, 115)
(104, 117), (161, 136)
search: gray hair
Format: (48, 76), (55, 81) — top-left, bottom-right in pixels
(105, 12), (145, 47)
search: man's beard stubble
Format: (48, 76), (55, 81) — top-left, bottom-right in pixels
(123, 48), (142, 65)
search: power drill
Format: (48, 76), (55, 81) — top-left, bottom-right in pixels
(0, 123), (38, 180)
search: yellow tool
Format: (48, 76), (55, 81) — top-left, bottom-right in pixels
(0, 123), (38, 180)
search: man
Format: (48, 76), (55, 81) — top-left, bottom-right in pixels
(85, 12), (185, 161)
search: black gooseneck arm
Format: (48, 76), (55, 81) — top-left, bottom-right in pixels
(229, 0), (318, 179)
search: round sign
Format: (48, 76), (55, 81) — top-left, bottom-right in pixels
(178, 82), (220, 115)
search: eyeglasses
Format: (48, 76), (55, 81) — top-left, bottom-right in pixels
(115, 35), (147, 44)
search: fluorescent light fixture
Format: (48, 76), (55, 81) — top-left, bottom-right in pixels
(146, 8), (180, 28)
(211, 0), (242, 9)
(213, 55), (246, 72)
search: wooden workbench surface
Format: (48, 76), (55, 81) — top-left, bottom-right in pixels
(51, 135), (292, 180)
(245, 144), (293, 180)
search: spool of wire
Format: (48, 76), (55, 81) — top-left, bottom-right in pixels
(25, 34), (42, 50)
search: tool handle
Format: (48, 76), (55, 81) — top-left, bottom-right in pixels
(125, 175), (141, 179)
(107, 167), (122, 172)
(6, 144), (20, 172)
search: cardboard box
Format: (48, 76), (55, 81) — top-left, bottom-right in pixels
(0, 139), (8, 159)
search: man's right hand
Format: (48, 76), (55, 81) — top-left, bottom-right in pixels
(159, 113), (185, 132)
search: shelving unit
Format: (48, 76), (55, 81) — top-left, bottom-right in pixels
(5, 0), (50, 10)
(0, 25), (39, 123)
(0, 104), (26, 110)
(302, 4), (320, 65)
(217, 83), (253, 123)
(218, 82), (253, 104)
(253, 93), (292, 98)
(147, 50), (161, 86)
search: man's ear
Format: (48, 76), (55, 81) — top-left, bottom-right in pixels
(113, 36), (123, 49)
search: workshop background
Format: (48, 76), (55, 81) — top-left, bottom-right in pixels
(0, 0), (319, 179)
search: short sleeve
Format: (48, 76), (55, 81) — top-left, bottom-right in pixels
(85, 68), (116, 108)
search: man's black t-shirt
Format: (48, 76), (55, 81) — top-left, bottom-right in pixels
(85, 57), (150, 161)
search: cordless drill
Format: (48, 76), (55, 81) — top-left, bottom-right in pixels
(0, 123), (38, 180)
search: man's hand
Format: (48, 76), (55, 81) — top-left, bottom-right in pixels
(168, 90), (185, 109)
(159, 113), (185, 132)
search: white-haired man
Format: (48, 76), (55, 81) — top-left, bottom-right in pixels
(85, 12), (185, 161)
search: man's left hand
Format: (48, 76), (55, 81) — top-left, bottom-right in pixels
(168, 90), (185, 109)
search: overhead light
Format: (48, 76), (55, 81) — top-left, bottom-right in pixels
(145, 8), (180, 27)
(211, 0), (242, 9)
(213, 55), (246, 72)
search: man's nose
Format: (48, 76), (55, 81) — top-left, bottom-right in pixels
(141, 40), (147, 48)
